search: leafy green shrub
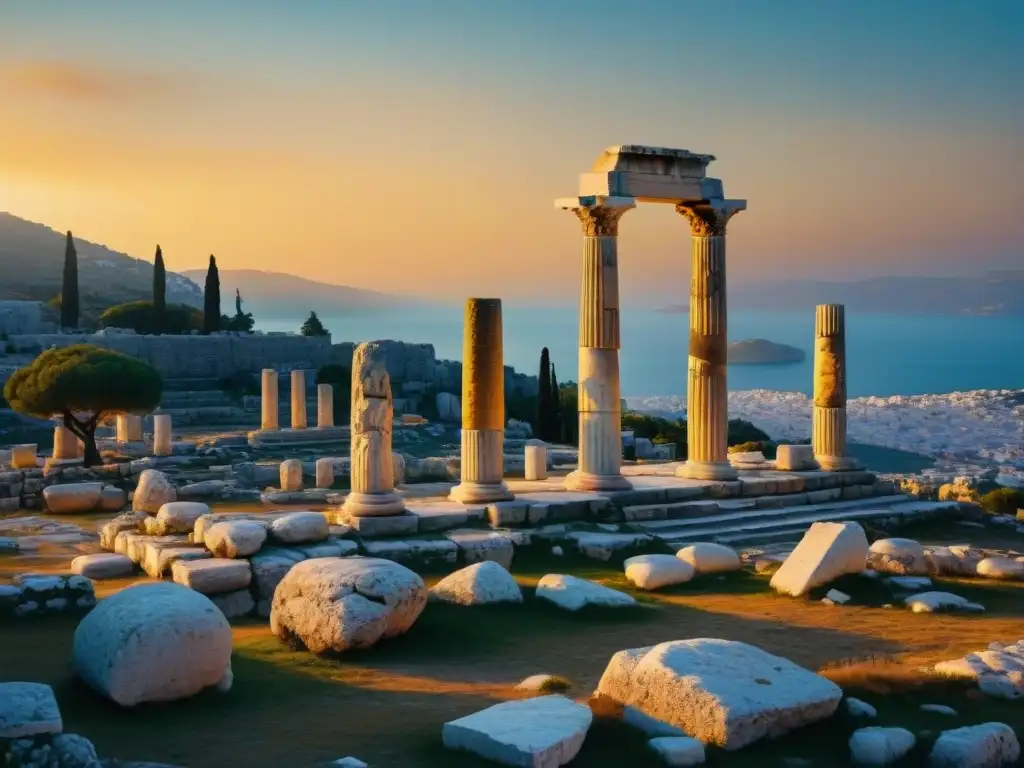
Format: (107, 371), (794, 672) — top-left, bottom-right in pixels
(100, 300), (203, 335)
(979, 487), (1024, 516)
(728, 439), (780, 459)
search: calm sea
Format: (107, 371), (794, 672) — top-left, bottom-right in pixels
(257, 306), (1024, 398)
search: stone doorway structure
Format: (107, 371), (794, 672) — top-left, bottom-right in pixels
(556, 145), (746, 491)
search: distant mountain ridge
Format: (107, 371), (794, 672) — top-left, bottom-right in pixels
(181, 268), (414, 317)
(0, 212), (202, 307)
(661, 272), (1024, 316)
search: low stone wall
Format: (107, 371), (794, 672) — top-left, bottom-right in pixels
(0, 573), (96, 618)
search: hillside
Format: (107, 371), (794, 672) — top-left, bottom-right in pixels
(0, 212), (203, 308)
(181, 268), (411, 316)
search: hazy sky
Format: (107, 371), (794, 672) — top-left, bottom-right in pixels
(1, 1), (1021, 302)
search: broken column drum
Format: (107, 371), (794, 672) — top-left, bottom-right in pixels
(341, 342), (405, 517)
(317, 383), (334, 428)
(450, 298), (513, 503)
(290, 370), (308, 430)
(261, 369), (279, 430)
(53, 425), (78, 461)
(812, 304), (858, 471)
(152, 414), (172, 457)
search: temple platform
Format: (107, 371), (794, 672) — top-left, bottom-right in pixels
(247, 426), (349, 449)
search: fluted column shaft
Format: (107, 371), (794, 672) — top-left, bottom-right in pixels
(676, 202), (743, 481)
(451, 298), (513, 503)
(564, 200), (634, 492)
(290, 370), (308, 430)
(813, 304), (858, 470)
(261, 369), (279, 430)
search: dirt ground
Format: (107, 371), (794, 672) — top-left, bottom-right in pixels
(3, 555), (1024, 767)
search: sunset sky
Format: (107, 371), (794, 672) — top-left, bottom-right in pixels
(1, 1), (1021, 302)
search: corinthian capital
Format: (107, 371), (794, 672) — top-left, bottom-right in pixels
(556, 195), (636, 237)
(676, 200), (746, 237)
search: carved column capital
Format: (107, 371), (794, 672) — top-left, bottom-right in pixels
(572, 205), (630, 237)
(676, 202), (744, 237)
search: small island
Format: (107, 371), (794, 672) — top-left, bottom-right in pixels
(728, 338), (805, 365)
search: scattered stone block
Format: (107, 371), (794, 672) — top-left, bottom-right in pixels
(280, 459), (303, 492)
(141, 545), (211, 580)
(0, 682), (62, 738)
(270, 557), (427, 653)
(934, 640), (1024, 700)
(205, 520), (267, 558)
(171, 558), (251, 595)
(429, 561), (522, 606)
(929, 723), (1019, 768)
(775, 444), (815, 471)
(153, 501), (210, 534)
(363, 538), (458, 567)
(251, 548), (307, 617)
(11, 444), (37, 470)
(675, 542), (741, 574)
(442, 695), (592, 767)
(845, 697), (877, 718)
(536, 574), (636, 611)
(569, 531), (655, 562)
(770, 522), (869, 597)
(648, 736), (706, 767)
(624, 554), (695, 590)
(976, 557), (1024, 580)
(866, 538), (927, 575)
(486, 500), (528, 527)
(99, 512), (147, 551)
(595, 639), (842, 750)
(315, 457), (334, 489)
(887, 576), (932, 590)
(269, 511), (329, 545)
(343, 513), (418, 537)
(925, 545), (983, 577)
(42, 482), (103, 514)
(848, 726), (915, 766)
(824, 589), (851, 605)
(132, 469), (176, 514)
(73, 582), (232, 706)
(904, 591), (984, 614)
(210, 589), (256, 619)
(71, 553), (134, 580)
(446, 529), (516, 569)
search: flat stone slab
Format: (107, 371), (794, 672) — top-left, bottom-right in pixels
(363, 538), (458, 567)
(445, 529), (519, 569)
(567, 532), (656, 561)
(904, 591), (985, 613)
(248, 426), (350, 448)
(442, 695), (592, 767)
(0, 682), (62, 738)
(71, 553), (134, 580)
(344, 513), (418, 537)
(536, 574), (636, 611)
(171, 558), (251, 595)
(404, 499), (478, 532)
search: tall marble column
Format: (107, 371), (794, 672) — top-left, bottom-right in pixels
(557, 195), (636, 492)
(813, 304), (859, 471)
(290, 370), (307, 430)
(261, 369), (279, 430)
(450, 298), (513, 503)
(53, 425), (77, 461)
(317, 383), (334, 428)
(116, 414), (142, 444)
(675, 201), (745, 481)
(342, 342), (405, 517)
(153, 414), (172, 457)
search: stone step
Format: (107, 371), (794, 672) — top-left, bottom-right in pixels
(628, 495), (913, 533)
(655, 500), (958, 547)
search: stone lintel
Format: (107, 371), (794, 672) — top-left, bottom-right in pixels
(590, 145), (716, 174)
(554, 195), (636, 212)
(578, 172), (727, 205)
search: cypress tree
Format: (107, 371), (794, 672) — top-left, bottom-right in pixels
(203, 254), (221, 334)
(537, 348), (551, 441)
(60, 231), (79, 331)
(152, 245), (166, 333)
(550, 361), (561, 443)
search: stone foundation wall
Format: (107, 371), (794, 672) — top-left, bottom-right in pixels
(0, 573), (96, 618)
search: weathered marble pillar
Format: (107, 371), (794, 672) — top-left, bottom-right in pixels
(290, 370), (308, 430)
(116, 414), (142, 444)
(525, 443), (548, 481)
(317, 383), (334, 428)
(558, 195), (636, 492)
(675, 201), (745, 481)
(813, 304), (859, 471)
(261, 369), (279, 430)
(315, 457), (334, 489)
(153, 414), (172, 456)
(53, 426), (78, 461)
(280, 458), (303, 492)
(450, 299), (513, 503)
(342, 342), (405, 516)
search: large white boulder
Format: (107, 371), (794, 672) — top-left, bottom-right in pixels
(770, 522), (869, 597)
(71, 553), (134, 580)
(929, 723), (1020, 767)
(866, 538), (927, 575)
(171, 558), (251, 595)
(153, 501), (210, 535)
(934, 641), (1024, 700)
(132, 469), (176, 514)
(0, 682), (62, 738)
(595, 638), (842, 750)
(675, 543), (741, 575)
(849, 727), (916, 766)
(430, 561), (522, 606)
(270, 557), (427, 653)
(442, 695), (592, 767)
(904, 591), (985, 614)
(72, 582), (232, 706)
(535, 574), (636, 611)
(269, 511), (329, 545)
(624, 554), (695, 590)
(976, 557), (1024, 580)
(205, 520), (267, 558)
(42, 482), (103, 514)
